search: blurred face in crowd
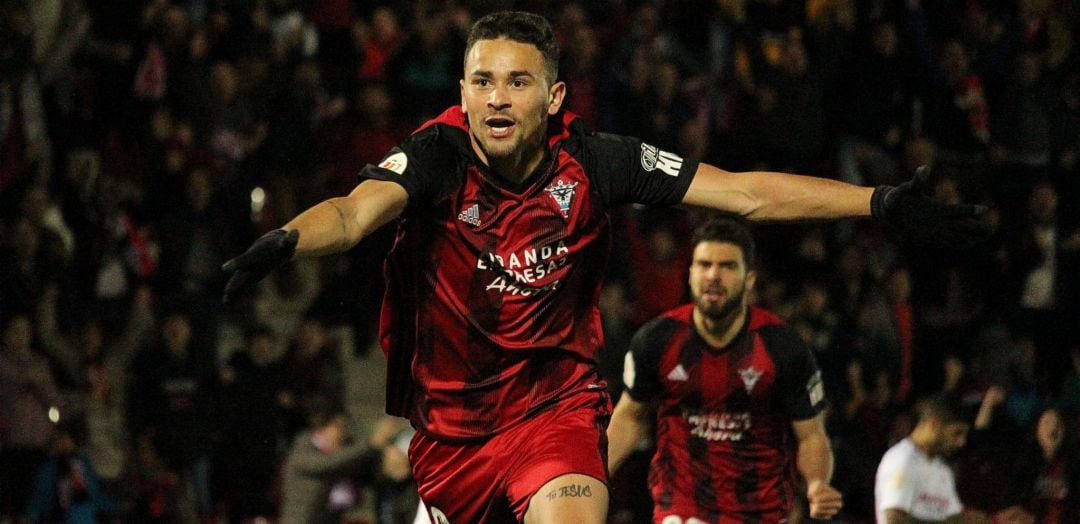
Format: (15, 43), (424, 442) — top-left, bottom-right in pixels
(1036, 409), (1064, 457)
(247, 333), (275, 365)
(1028, 183), (1057, 224)
(931, 418), (969, 457)
(460, 38), (565, 175)
(2, 315), (32, 355)
(320, 415), (350, 450)
(162, 313), (191, 357)
(884, 268), (912, 304)
(690, 241), (756, 321)
(872, 23), (898, 57)
(940, 41), (970, 84)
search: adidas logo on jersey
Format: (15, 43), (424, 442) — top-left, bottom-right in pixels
(457, 204), (481, 226)
(666, 364), (689, 382)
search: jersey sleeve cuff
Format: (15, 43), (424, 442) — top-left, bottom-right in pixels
(358, 164), (419, 202)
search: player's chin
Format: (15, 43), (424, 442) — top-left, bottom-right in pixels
(481, 140), (518, 159)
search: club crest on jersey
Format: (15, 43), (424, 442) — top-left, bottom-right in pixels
(739, 366), (763, 393)
(640, 143), (683, 177)
(378, 151), (407, 175)
(545, 179), (578, 219)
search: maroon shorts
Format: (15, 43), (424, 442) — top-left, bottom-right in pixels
(653, 508), (789, 524)
(410, 389), (611, 523)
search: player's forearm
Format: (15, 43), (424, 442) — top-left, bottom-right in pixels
(796, 432), (834, 488)
(283, 180), (406, 257)
(683, 165), (874, 221)
(606, 413), (647, 475)
(281, 198), (366, 257)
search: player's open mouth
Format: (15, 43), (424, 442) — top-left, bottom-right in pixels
(485, 117), (515, 138)
(702, 289), (725, 300)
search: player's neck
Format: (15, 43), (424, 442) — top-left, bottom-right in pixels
(471, 135), (549, 185)
(693, 306), (747, 349)
(909, 429), (937, 457)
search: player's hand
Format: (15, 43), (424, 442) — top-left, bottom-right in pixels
(871, 166), (991, 249)
(806, 480), (843, 520)
(221, 229), (298, 304)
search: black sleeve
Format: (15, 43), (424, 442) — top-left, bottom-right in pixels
(357, 125), (462, 213)
(624, 317), (681, 402)
(761, 324), (827, 421)
(581, 133), (699, 207)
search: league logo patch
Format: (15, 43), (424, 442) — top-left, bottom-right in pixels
(545, 179), (578, 218)
(807, 370), (825, 406)
(640, 143), (684, 177)
(378, 151), (407, 175)
(739, 366), (763, 393)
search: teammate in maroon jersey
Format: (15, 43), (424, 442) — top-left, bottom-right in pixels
(608, 216), (843, 523)
(222, 11), (984, 524)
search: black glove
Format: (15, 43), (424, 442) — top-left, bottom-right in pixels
(871, 166), (991, 248)
(222, 229), (299, 304)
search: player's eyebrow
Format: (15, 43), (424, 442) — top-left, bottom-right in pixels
(468, 70), (536, 79)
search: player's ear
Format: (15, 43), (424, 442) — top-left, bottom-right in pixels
(460, 79), (468, 113)
(547, 80), (566, 115)
(745, 270), (758, 293)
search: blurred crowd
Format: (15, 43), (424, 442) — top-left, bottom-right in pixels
(1, 0), (1078, 523)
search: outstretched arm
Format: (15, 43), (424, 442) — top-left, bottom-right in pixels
(683, 163), (874, 220)
(683, 164), (990, 248)
(283, 179), (407, 257)
(222, 179), (407, 303)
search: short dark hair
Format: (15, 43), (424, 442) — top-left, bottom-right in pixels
(917, 394), (969, 425)
(691, 214), (756, 268)
(465, 11), (559, 82)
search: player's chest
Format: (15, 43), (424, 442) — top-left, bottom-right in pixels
(660, 333), (778, 408)
(447, 161), (595, 229)
(434, 161), (605, 265)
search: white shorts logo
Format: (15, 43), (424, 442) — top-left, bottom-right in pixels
(662, 516), (707, 524)
(640, 143), (683, 177)
(429, 505), (450, 524)
(378, 151), (408, 174)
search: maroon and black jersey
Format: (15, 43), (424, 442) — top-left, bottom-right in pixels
(624, 305), (826, 521)
(359, 107), (698, 441)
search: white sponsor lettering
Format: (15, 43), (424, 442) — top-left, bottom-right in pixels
(475, 240), (571, 296)
(640, 143), (683, 177)
(685, 411), (751, 442)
